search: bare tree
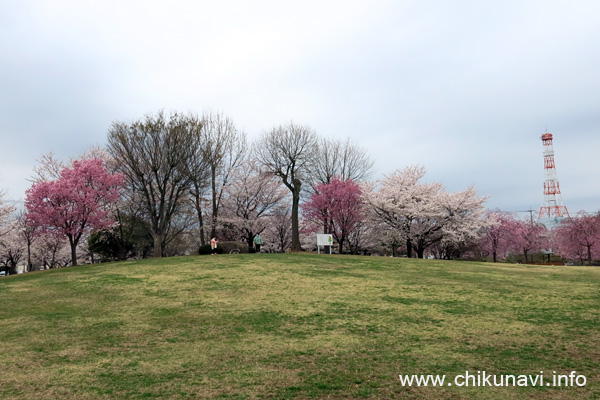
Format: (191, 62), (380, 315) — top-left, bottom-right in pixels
(16, 211), (38, 272)
(310, 137), (374, 186)
(189, 177), (210, 246)
(307, 137), (374, 238)
(192, 111), (246, 244)
(107, 111), (205, 257)
(255, 122), (317, 251)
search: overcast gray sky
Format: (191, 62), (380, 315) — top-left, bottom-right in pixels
(1, 0), (599, 216)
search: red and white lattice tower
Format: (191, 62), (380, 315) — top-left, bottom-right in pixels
(538, 133), (570, 219)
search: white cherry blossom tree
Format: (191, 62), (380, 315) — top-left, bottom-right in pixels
(369, 166), (488, 258)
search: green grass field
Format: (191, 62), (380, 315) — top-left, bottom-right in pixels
(0, 254), (598, 399)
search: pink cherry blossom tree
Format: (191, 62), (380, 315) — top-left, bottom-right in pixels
(509, 219), (550, 263)
(553, 212), (600, 264)
(478, 210), (520, 262)
(25, 158), (124, 266)
(301, 177), (366, 254)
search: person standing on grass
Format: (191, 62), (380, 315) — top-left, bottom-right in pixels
(210, 237), (218, 255)
(253, 233), (263, 253)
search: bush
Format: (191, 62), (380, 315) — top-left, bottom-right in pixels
(198, 244), (223, 255)
(88, 229), (135, 261)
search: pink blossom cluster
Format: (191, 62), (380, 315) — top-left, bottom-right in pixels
(25, 158), (124, 265)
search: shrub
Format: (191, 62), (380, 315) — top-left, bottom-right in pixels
(198, 244), (223, 255)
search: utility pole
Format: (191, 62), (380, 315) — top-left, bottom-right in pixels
(525, 208), (535, 225)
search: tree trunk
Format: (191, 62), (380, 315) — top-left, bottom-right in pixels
(8, 262), (18, 276)
(406, 238), (413, 258)
(27, 242), (32, 272)
(493, 251), (497, 263)
(323, 216), (332, 254)
(192, 189), (206, 246)
(291, 188), (302, 251)
(69, 239), (78, 266)
(210, 166), (218, 239)
(412, 237), (430, 259)
(65, 234), (79, 266)
(153, 233), (164, 258)
(245, 230), (254, 249)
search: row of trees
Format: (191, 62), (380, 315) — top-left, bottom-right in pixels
(549, 212), (600, 264)
(106, 111), (375, 257)
(478, 210), (600, 265)
(0, 111), (375, 269)
(0, 110), (598, 273)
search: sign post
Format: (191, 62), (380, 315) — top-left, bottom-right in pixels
(316, 234), (333, 254)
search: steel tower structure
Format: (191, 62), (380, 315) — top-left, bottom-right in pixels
(538, 133), (570, 219)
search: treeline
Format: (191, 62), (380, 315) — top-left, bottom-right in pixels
(0, 110), (598, 274)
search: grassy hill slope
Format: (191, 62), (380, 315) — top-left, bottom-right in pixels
(0, 254), (598, 399)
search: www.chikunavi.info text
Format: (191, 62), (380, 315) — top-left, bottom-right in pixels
(399, 370), (587, 387)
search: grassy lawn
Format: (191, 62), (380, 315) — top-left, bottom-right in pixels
(0, 253), (598, 399)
